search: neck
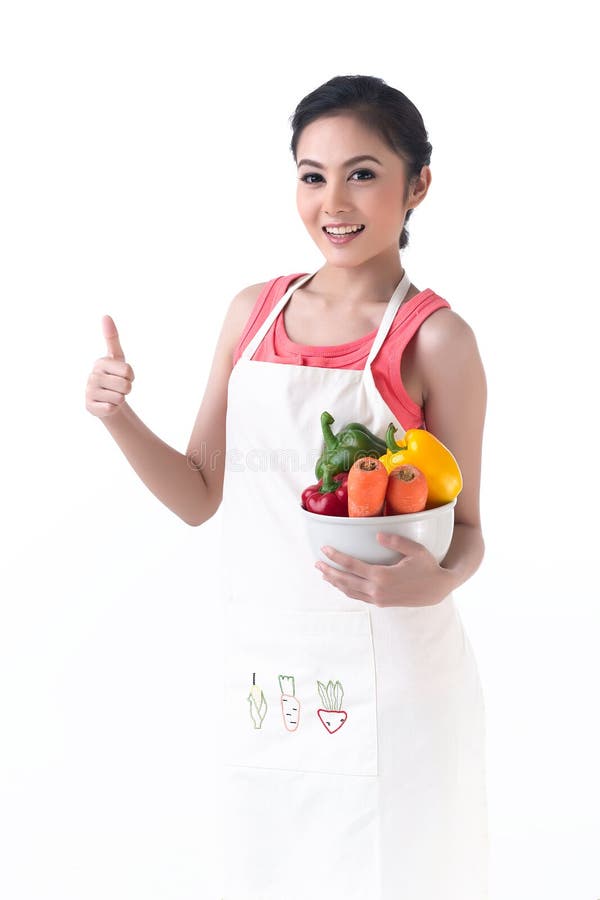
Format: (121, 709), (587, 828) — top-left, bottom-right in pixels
(310, 251), (405, 306)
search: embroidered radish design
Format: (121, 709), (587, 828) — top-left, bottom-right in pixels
(247, 672), (267, 729)
(278, 674), (301, 731)
(316, 679), (348, 733)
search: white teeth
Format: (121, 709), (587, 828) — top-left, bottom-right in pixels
(325, 225), (364, 235)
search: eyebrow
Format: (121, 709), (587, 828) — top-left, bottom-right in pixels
(297, 154), (383, 169)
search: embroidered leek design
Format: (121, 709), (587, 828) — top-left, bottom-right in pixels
(317, 679), (348, 733)
(278, 674), (301, 731)
(247, 672), (267, 729)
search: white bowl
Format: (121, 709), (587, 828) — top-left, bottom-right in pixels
(301, 498), (457, 571)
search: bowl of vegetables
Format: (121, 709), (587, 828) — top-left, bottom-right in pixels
(300, 412), (463, 570)
(301, 495), (457, 568)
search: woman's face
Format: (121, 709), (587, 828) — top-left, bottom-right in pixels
(295, 113), (428, 264)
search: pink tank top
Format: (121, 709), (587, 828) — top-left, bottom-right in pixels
(232, 273), (451, 430)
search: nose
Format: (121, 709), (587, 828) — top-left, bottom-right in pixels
(322, 179), (351, 216)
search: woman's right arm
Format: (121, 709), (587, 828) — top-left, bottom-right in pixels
(86, 282), (267, 526)
(183, 281), (268, 523)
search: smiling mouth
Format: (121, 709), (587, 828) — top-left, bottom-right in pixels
(322, 225), (366, 234)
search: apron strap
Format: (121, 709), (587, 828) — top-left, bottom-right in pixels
(240, 272), (316, 361)
(361, 270), (411, 427)
(364, 269), (411, 368)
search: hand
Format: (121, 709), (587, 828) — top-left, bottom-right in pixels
(85, 315), (135, 418)
(315, 532), (453, 608)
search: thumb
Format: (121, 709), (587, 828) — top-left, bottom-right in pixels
(102, 314), (125, 360)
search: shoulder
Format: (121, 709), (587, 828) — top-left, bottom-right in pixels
(229, 275), (298, 328)
(222, 278), (283, 363)
(413, 307), (482, 402)
(229, 279), (273, 317)
(213, 280), (269, 358)
(418, 305), (475, 348)
(224, 279), (273, 336)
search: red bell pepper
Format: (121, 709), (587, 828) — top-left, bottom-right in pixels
(301, 464), (349, 516)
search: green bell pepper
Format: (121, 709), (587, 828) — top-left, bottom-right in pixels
(315, 411), (388, 480)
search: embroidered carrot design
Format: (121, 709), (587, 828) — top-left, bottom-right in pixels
(247, 672), (267, 729)
(316, 679), (348, 734)
(278, 674), (301, 731)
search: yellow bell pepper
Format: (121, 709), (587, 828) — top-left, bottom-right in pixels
(379, 423), (463, 508)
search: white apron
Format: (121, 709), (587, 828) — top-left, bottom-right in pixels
(219, 270), (489, 900)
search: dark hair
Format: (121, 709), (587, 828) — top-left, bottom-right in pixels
(289, 75), (432, 250)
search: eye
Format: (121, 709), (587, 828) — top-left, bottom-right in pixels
(298, 173), (323, 185)
(298, 169), (375, 185)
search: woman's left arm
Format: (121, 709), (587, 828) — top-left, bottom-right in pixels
(317, 309), (488, 607)
(418, 308), (488, 593)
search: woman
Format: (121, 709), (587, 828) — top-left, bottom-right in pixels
(87, 74), (489, 900)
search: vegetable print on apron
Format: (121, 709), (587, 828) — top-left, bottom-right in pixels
(219, 271), (489, 900)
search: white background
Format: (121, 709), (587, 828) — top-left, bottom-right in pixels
(1, 1), (598, 898)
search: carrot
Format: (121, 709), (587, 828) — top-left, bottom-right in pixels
(347, 457), (389, 517)
(385, 464), (428, 514)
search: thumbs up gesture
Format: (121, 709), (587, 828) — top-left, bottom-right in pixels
(85, 315), (136, 418)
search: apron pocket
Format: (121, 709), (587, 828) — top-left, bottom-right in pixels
(222, 607), (379, 777)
